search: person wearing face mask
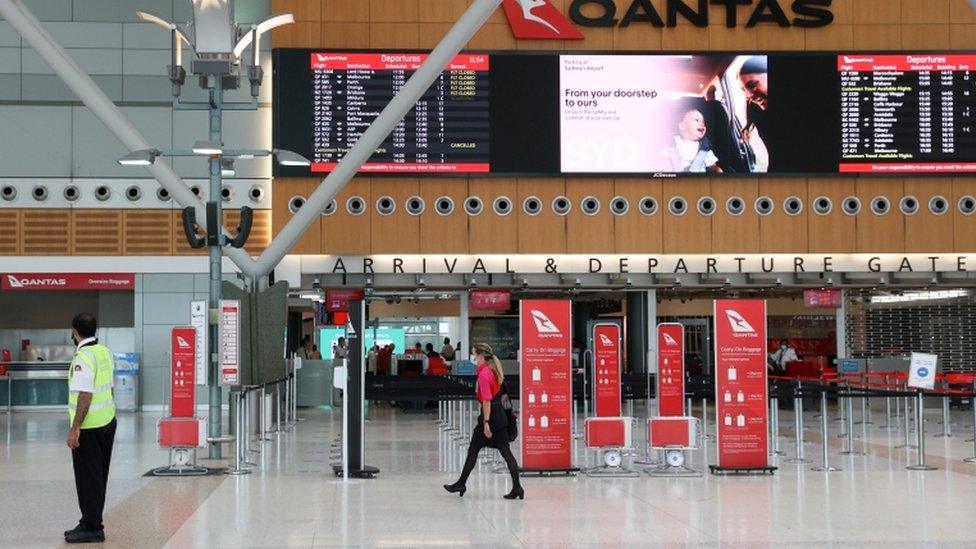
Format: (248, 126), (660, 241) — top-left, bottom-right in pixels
(769, 339), (798, 373)
(444, 343), (523, 500)
(63, 313), (117, 544)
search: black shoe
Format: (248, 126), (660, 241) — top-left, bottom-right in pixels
(65, 529), (105, 544)
(64, 523), (85, 538)
(443, 482), (466, 497)
(503, 487), (524, 500)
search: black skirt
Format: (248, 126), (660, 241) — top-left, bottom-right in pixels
(469, 399), (510, 450)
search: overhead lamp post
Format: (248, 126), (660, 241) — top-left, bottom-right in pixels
(128, 0), (296, 460)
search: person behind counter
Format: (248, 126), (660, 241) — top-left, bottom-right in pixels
(333, 337), (347, 360)
(309, 345), (322, 360)
(441, 338), (456, 361)
(63, 312), (117, 544)
(443, 343), (523, 501)
(425, 342), (440, 359)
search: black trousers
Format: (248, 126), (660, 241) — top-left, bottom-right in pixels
(71, 418), (117, 531)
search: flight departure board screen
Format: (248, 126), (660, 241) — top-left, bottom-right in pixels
(273, 49), (976, 178)
(309, 52), (490, 174)
(839, 54), (976, 174)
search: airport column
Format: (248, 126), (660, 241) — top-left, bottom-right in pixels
(835, 290), (847, 361)
(336, 299), (379, 478)
(207, 76), (224, 459)
(626, 292), (650, 374)
(460, 292), (470, 362)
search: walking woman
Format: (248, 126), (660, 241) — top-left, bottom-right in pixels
(444, 343), (524, 500)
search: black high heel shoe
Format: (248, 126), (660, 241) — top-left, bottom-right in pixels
(503, 487), (524, 500)
(443, 482), (466, 497)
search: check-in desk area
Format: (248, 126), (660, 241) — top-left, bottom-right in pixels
(1, 361), (70, 412)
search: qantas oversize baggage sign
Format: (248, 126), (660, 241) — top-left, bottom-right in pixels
(714, 299), (770, 471)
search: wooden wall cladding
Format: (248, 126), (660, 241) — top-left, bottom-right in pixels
(124, 210), (173, 256)
(72, 210), (122, 256)
(370, 178), (421, 254)
(0, 210), (20, 255)
(225, 209), (272, 254)
(171, 210), (207, 256)
(257, 0), (968, 259)
(272, 178), (321, 254)
(22, 210), (70, 256)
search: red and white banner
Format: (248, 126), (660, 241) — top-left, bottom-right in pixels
(2, 273), (134, 291)
(311, 52), (490, 71)
(326, 289), (365, 313)
(837, 54), (976, 72)
(470, 290), (511, 311)
(218, 300), (241, 386)
(657, 323), (685, 417)
(170, 327), (196, 418)
(520, 299), (573, 471)
(714, 300), (769, 470)
(803, 289), (842, 309)
(592, 323), (621, 417)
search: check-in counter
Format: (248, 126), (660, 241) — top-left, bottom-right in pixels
(1, 361), (70, 411)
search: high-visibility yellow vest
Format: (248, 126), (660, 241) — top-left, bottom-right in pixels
(68, 344), (116, 429)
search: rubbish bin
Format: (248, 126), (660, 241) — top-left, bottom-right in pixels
(113, 353), (139, 412)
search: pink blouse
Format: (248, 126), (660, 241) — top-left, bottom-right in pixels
(475, 363), (500, 402)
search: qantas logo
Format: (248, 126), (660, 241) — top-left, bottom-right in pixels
(663, 332), (678, 346)
(6, 274), (66, 288)
(501, 0), (584, 40)
(176, 336), (192, 349)
(725, 310), (757, 334)
(599, 333), (613, 346)
(530, 309), (562, 336)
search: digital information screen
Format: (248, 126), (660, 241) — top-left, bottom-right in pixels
(273, 49), (976, 177)
(838, 54), (976, 174)
(310, 52), (490, 174)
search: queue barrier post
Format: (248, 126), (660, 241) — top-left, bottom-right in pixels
(839, 388), (865, 456)
(701, 397), (712, 441)
(769, 393), (785, 456)
(785, 381), (811, 464)
(906, 390), (938, 471)
(225, 390), (251, 476)
(964, 382), (976, 463)
(936, 392), (952, 438)
(854, 373), (872, 425)
(881, 375), (894, 430)
(812, 389), (841, 472)
(896, 382), (917, 449)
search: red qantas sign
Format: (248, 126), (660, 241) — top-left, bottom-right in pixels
(592, 323), (621, 417)
(2, 273), (134, 291)
(657, 323), (685, 417)
(501, 0), (584, 40)
(171, 327), (197, 418)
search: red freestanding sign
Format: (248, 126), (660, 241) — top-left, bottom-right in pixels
(171, 327), (197, 418)
(713, 300), (770, 471)
(657, 323), (685, 417)
(592, 323), (622, 417)
(520, 299), (574, 471)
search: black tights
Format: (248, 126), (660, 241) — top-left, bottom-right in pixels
(457, 440), (522, 490)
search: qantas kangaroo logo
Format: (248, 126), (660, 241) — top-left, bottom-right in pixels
(501, 0), (584, 40)
(530, 309), (562, 335)
(662, 332), (678, 346)
(599, 333), (614, 346)
(724, 310), (757, 334)
(176, 336), (192, 349)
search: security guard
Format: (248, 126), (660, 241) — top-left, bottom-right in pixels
(63, 313), (116, 544)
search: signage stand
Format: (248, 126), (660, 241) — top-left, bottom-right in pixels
(332, 299), (379, 479)
(519, 300), (579, 476)
(710, 300), (777, 476)
(153, 327), (209, 477)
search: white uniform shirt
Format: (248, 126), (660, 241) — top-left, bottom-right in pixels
(672, 136), (719, 172)
(68, 337), (99, 393)
(769, 346), (799, 369)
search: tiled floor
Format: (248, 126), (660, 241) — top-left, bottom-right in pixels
(4, 401), (976, 548)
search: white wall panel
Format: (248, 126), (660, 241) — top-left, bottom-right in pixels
(72, 105), (173, 177)
(0, 105), (71, 176)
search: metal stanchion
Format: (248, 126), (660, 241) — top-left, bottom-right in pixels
(964, 388), (976, 463)
(936, 394), (953, 438)
(701, 397), (712, 440)
(257, 386), (270, 442)
(225, 391), (251, 475)
(907, 391), (937, 471)
(880, 375), (894, 430)
(275, 382), (281, 434)
(839, 390), (864, 456)
(854, 373), (871, 425)
(895, 393), (917, 449)
(786, 382), (810, 464)
(812, 390), (840, 472)
(686, 397), (693, 417)
(769, 394), (785, 456)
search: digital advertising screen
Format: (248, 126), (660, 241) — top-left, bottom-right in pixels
(273, 49), (976, 178)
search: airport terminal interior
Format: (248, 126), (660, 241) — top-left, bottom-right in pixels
(7, 0), (976, 547)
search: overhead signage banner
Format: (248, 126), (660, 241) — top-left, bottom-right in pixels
(714, 299), (769, 471)
(2, 273), (135, 291)
(325, 289), (365, 312)
(171, 327), (196, 418)
(218, 300), (241, 386)
(470, 289), (512, 311)
(520, 299), (574, 471)
(592, 323), (621, 417)
(190, 301), (208, 386)
(657, 323), (685, 417)
(803, 289), (842, 309)
(301, 254), (976, 276)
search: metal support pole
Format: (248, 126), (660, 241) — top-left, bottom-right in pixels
(881, 376), (893, 430)
(770, 396), (785, 456)
(936, 395), (952, 437)
(701, 397), (712, 440)
(686, 397), (693, 417)
(206, 75), (225, 459)
(840, 391), (864, 456)
(964, 391), (976, 463)
(896, 394), (916, 449)
(812, 390), (840, 472)
(225, 391), (251, 475)
(907, 391), (937, 471)
(786, 383), (810, 463)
